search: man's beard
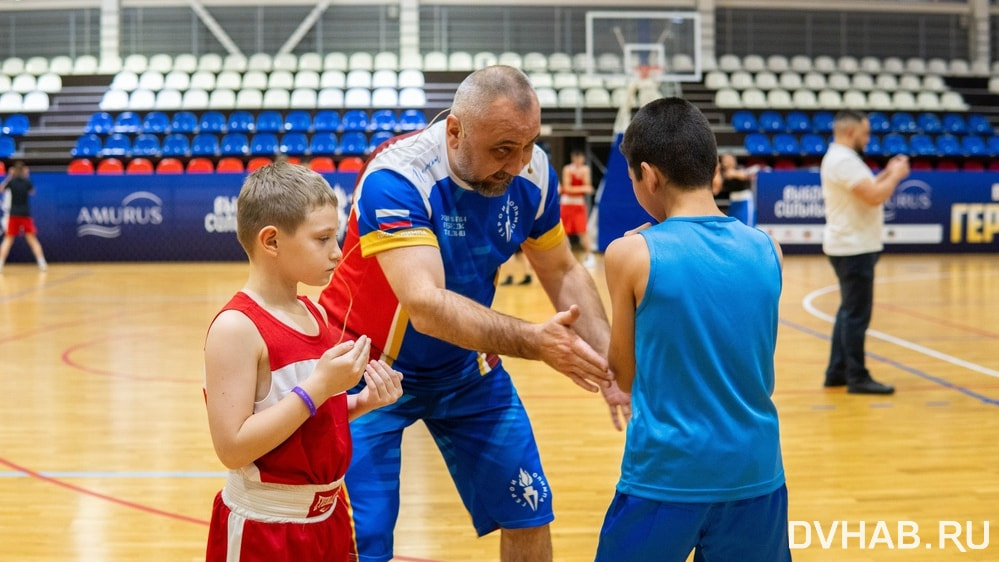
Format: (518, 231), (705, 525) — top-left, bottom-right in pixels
(466, 173), (514, 197)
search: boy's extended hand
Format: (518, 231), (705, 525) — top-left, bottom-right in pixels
(354, 360), (404, 413)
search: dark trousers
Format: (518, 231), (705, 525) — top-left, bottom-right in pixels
(826, 252), (879, 384)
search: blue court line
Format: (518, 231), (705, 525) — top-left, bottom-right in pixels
(780, 318), (999, 408)
(0, 470), (226, 478)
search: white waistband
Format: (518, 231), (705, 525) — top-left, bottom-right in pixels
(221, 472), (343, 524)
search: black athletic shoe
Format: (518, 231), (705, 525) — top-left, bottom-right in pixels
(847, 379), (895, 395)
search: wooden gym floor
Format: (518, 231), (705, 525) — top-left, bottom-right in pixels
(0, 253), (996, 561)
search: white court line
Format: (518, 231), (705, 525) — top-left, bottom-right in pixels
(802, 274), (999, 380)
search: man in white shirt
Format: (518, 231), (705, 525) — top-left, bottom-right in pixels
(820, 110), (910, 394)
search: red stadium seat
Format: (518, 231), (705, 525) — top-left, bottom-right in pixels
(216, 157), (245, 174)
(68, 158), (94, 175)
(308, 156), (336, 173)
(186, 157), (214, 174)
(247, 156), (272, 172)
(126, 157), (154, 174)
(156, 157), (185, 174)
(96, 158), (124, 175)
(0, 161), (5, 175)
(338, 156), (364, 172)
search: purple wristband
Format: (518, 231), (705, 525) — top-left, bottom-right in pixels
(291, 386), (317, 417)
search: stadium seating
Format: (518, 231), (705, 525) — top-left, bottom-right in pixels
(97, 158), (125, 174)
(186, 157), (215, 174)
(279, 133), (309, 156)
(0, 136), (16, 158)
(2, 114), (30, 136)
(309, 132), (339, 155)
(156, 157), (185, 174)
(216, 157), (245, 173)
(68, 158), (95, 174)
(308, 156), (336, 173)
(126, 158), (155, 174)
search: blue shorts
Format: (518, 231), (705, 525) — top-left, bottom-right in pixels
(595, 485), (790, 562)
(344, 366), (553, 562)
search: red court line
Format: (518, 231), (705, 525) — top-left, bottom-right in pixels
(0, 456), (209, 526)
(60, 335), (194, 384)
(876, 302), (999, 338)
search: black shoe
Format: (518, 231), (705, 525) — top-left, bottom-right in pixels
(500, 275), (514, 286)
(518, 275), (532, 285)
(847, 379), (895, 395)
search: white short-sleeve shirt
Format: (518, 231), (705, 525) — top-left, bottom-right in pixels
(821, 142), (881, 256)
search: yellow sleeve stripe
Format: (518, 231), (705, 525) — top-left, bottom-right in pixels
(522, 222), (566, 252)
(359, 227), (440, 257)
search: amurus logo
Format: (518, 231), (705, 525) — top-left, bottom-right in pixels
(509, 468), (549, 512)
(496, 198), (521, 243)
(77, 191), (164, 238)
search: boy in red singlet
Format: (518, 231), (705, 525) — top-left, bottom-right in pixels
(203, 162), (403, 562)
(560, 149), (596, 268)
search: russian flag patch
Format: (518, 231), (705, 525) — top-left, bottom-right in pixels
(376, 209), (412, 231)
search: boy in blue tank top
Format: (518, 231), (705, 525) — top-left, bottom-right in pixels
(595, 98), (791, 562)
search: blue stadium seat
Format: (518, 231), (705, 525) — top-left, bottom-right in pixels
(101, 133), (132, 157)
(784, 111), (810, 134)
(369, 109), (397, 132)
(867, 112), (891, 134)
(865, 135), (883, 157)
(811, 111), (834, 134)
(987, 135), (999, 157)
(398, 109), (427, 131)
(141, 111), (170, 134)
(772, 133), (800, 156)
(279, 132), (309, 155)
(743, 133), (773, 156)
(2, 114), (29, 136)
(368, 130), (394, 152)
(199, 111), (227, 134)
(227, 111), (255, 133)
(341, 110), (369, 132)
(313, 110), (340, 132)
(160, 133), (190, 157)
(0, 136), (16, 158)
(221, 132), (250, 156)
(800, 133), (827, 156)
(967, 114), (993, 136)
(908, 133), (936, 157)
(191, 133), (220, 157)
(308, 132), (339, 155)
(916, 112), (942, 134)
(941, 113), (967, 135)
(131, 133), (161, 157)
(757, 111), (784, 134)
(890, 112), (917, 133)
(170, 111), (198, 134)
(255, 110), (284, 133)
(284, 110), (313, 132)
(882, 133), (909, 155)
(340, 131), (368, 155)
(113, 111), (142, 133)
(250, 132), (278, 156)
(936, 134), (961, 157)
(72, 134), (102, 157)
(731, 110), (758, 133)
(961, 135), (987, 157)
(84, 112), (114, 134)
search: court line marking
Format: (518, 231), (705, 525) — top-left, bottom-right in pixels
(0, 456), (210, 526)
(0, 470), (226, 478)
(802, 276), (999, 380)
(779, 318), (999, 406)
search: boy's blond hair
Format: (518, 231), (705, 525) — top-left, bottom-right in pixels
(236, 162), (339, 254)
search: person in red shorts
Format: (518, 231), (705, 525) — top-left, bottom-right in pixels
(560, 149), (596, 268)
(203, 162), (403, 562)
(0, 161), (48, 273)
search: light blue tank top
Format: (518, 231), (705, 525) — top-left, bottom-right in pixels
(618, 216), (785, 503)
